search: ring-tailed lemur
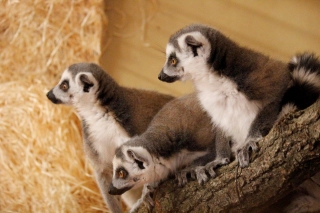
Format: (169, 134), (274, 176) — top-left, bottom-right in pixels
(46, 63), (174, 213)
(109, 93), (231, 212)
(159, 24), (320, 168)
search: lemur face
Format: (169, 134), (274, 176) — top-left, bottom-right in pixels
(46, 68), (98, 106)
(159, 31), (211, 83)
(109, 146), (153, 195)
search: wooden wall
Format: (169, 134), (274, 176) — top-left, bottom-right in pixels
(100, 0), (320, 96)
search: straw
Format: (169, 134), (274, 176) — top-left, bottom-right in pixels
(0, 0), (110, 212)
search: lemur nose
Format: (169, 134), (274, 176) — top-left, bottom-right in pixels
(158, 69), (168, 81)
(46, 90), (54, 100)
(46, 90), (61, 104)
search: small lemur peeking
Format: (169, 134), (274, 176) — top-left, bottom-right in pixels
(159, 23), (320, 168)
(46, 63), (174, 213)
(109, 93), (231, 212)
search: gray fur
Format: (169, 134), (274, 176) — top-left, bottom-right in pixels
(124, 94), (230, 160)
(46, 63), (173, 213)
(110, 93), (231, 202)
(159, 24), (320, 168)
(168, 24), (217, 52)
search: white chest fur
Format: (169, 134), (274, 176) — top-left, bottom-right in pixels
(195, 73), (261, 151)
(77, 102), (130, 164)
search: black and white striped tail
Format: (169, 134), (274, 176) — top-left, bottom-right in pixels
(279, 52), (320, 117)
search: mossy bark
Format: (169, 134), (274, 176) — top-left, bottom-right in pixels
(136, 100), (320, 213)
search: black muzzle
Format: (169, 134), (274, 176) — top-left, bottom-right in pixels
(46, 89), (62, 104)
(158, 70), (179, 83)
(108, 183), (133, 195)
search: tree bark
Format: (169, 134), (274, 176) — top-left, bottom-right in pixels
(136, 100), (320, 213)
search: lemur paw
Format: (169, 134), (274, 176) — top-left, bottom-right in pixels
(237, 149), (249, 168)
(195, 159), (227, 185)
(176, 165), (212, 186)
(176, 159), (228, 186)
(194, 166), (210, 185)
(237, 138), (260, 168)
(248, 140), (259, 152)
(175, 170), (190, 187)
(219, 157), (230, 166)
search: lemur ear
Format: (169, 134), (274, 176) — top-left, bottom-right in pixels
(185, 35), (202, 47)
(127, 149), (149, 168)
(79, 74), (94, 93)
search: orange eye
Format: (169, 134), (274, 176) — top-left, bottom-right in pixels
(118, 170), (126, 179)
(62, 84), (67, 90)
(60, 81), (69, 91)
(170, 58), (177, 66)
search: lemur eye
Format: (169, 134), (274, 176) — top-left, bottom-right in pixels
(117, 169), (127, 179)
(119, 170), (124, 178)
(170, 58), (177, 66)
(59, 81), (69, 91)
(61, 83), (68, 91)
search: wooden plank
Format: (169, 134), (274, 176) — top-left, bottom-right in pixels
(101, 0), (320, 96)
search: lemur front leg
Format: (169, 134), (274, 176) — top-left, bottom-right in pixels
(214, 128), (232, 165)
(130, 183), (159, 213)
(176, 130), (231, 186)
(237, 103), (280, 168)
(194, 130), (231, 185)
(237, 139), (260, 168)
(95, 169), (122, 213)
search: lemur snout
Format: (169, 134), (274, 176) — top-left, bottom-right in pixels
(46, 90), (61, 104)
(108, 183), (132, 195)
(158, 70), (179, 83)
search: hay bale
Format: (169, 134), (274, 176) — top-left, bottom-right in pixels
(0, 0), (107, 84)
(0, 82), (106, 212)
(0, 0), (109, 212)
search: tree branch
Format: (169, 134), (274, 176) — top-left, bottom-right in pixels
(136, 100), (320, 213)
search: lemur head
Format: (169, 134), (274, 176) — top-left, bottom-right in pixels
(109, 144), (154, 195)
(159, 24), (215, 83)
(46, 63), (104, 106)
